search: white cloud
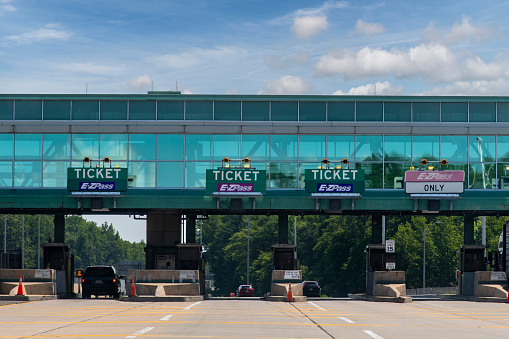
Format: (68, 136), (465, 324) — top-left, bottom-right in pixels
(420, 80), (509, 96)
(258, 75), (312, 94)
(292, 15), (329, 40)
(59, 62), (124, 75)
(264, 51), (310, 70)
(423, 16), (494, 45)
(353, 19), (385, 35)
(270, 1), (348, 26)
(152, 46), (246, 69)
(5, 24), (72, 44)
(333, 81), (403, 95)
(127, 75), (153, 92)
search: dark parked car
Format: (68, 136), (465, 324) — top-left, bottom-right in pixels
(302, 281), (321, 297)
(81, 265), (121, 299)
(236, 284), (255, 297)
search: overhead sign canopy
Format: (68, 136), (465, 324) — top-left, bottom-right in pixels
(405, 170), (465, 194)
(206, 169), (266, 195)
(67, 167), (128, 192)
(305, 169), (365, 194)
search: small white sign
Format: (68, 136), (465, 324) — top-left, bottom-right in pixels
(386, 262), (396, 270)
(490, 272), (507, 281)
(385, 240), (395, 253)
(34, 269), (51, 279)
(284, 271), (301, 280)
(179, 270), (196, 280)
(405, 181), (464, 194)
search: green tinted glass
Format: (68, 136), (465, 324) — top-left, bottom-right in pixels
(157, 162), (184, 187)
(214, 135), (240, 160)
(469, 102), (495, 122)
(129, 134), (155, 160)
(0, 134), (13, 160)
(242, 101), (269, 121)
(355, 135), (382, 161)
(413, 102), (440, 122)
(185, 162), (211, 187)
(412, 135), (439, 161)
(100, 134), (128, 160)
(43, 161), (68, 187)
(441, 135), (467, 161)
(157, 101), (184, 120)
(356, 102), (382, 121)
(498, 103), (509, 122)
(15, 100), (42, 120)
(271, 101), (297, 121)
(43, 134), (70, 160)
(15, 134), (42, 159)
(186, 101), (213, 120)
(157, 134), (184, 160)
(327, 135), (354, 159)
(328, 102), (354, 121)
(242, 135), (269, 161)
(0, 100), (13, 120)
(214, 101), (241, 121)
(271, 135), (297, 160)
(356, 162), (382, 188)
(469, 136), (495, 162)
(468, 163), (496, 189)
(299, 135), (325, 161)
(384, 102), (411, 122)
(186, 135), (212, 161)
(269, 162), (298, 188)
(72, 134), (99, 160)
(14, 161), (41, 187)
(129, 161), (156, 187)
(0, 161), (12, 187)
(101, 101), (127, 120)
(129, 101), (156, 120)
(299, 102), (326, 121)
(72, 100), (99, 120)
(43, 100), (70, 120)
(384, 163), (410, 189)
(497, 136), (509, 162)
(441, 102), (467, 122)
(384, 135), (411, 161)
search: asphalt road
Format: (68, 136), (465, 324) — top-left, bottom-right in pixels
(0, 298), (508, 338)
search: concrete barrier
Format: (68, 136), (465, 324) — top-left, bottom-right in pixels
(127, 270), (200, 296)
(270, 270), (304, 299)
(0, 269), (56, 295)
(474, 271), (508, 299)
(372, 271), (406, 297)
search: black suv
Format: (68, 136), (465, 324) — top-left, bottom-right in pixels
(81, 265), (121, 299)
(302, 281), (321, 297)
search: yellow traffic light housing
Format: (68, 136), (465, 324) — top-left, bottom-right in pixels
(83, 157), (90, 163)
(420, 159), (427, 165)
(104, 157), (111, 163)
(441, 159), (448, 165)
(342, 158), (349, 164)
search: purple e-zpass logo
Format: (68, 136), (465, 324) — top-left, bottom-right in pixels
(317, 183), (353, 192)
(79, 182), (115, 190)
(218, 183), (254, 192)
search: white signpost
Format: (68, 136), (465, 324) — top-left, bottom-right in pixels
(405, 182), (464, 194)
(284, 271), (301, 280)
(385, 240), (395, 253)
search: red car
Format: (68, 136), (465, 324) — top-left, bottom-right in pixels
(236, 285), (255, 297)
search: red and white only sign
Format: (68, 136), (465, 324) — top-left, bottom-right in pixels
(404, 170), (465, 194)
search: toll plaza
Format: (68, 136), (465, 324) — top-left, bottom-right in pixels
(0, 93), (508, 301)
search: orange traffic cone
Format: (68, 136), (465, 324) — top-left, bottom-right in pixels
(16, 275), (24, 296)
(130, 276), (137, 297)
(287, 282), (293, 302)
(506, 290), (509, 303)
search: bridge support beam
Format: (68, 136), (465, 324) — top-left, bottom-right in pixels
(53, 212), (65, 243)
(145, 211), (181, 270)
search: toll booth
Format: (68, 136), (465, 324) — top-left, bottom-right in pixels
(177, 244), (202, 270)
(365, 244), (401, 296)
(271, 244), (296, 270)
(459, 245), (486, 296)
(0, 248), (22, 269)
(42, 243), (72, 296)
(145, 246), (178, 270)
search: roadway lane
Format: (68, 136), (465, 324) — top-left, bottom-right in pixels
(0, 298), (508, 338)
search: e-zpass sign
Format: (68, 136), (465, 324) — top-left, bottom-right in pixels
(317, 183), (352, 192)
(79, 182), (115, 191)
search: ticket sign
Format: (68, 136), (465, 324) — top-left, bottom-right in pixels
(405, 170), (465, 194)
(206, 169), (266, 194)
(67, 167), (128, 192)
(304, 169), (365, 193)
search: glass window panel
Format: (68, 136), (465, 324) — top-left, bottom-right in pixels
(15, 100), (42, 120)
(43, 161), (68, 187)
(498, 136), (509, 162)
(0, 134), (13, 160)
(185, 162), (211, 188)
(384, 135), (411, 161)
(14, 161), (41, 187)
(470, 102), (495, 122)
(15, 134), (42, 160)
(72, 134), (99, 160)
(129, 101), (156, 120)
(269, 162), (298, 188)
(441, 135), (467, 161)
(497, 103), (509, 122)
(271, 135), (297, 161)
(186, 134), (212, 161)
(327, 135), (355, 160)
(299, 102), (326, 121)
(242, 135), (269, 161)
(157, 100), (184, 120)
(497, 163), (509, 189)
(271, 101), (297, 121)
(299, 162), (320, 189)
(43, 134), (70, 160)
(72, 100), (99, 120)
(412, 136), (439, 162)
(0, 100), (13, 120)
(441, 102), (467, 122)
(157, 134), (184, 160)
(157, 162), (184, 187)
(242, 101), (269, 121)
(214, 135), (240, 161)
(355, 163), (382, 188)
(356, 102), (382, 121)
(469, 136), (495, 162)
(328, 102), (354, 121)
(444, 163), (469, 189)
(384, 102), (411, 122)
(214, 101), (241, 121)
(186, 101), (213, 120)
(299, 135), (325, 161)
(0, 161), (12, 187)
(129, 161), (155, 187)
(468, 163), (496, 189)
(413, 102), (440, 122)
(355, 135), (382, 161)
(384, 163), (411, 189)
(128, 134), (155, 160)
(100, 100), (127, 120)
(43, 100), (70, 120)
(100, 134), (128, 160)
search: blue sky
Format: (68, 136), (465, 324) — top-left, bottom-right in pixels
(1, 0), (508, 96)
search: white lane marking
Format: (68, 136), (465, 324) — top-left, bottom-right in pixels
(308, 301), (326, 311)
(125, 326), (154, 338)
(338, 316), (355, 323)
(160, 314), (173, 321)
(364, 330), (384, 339)
(184, 301), (202, 310)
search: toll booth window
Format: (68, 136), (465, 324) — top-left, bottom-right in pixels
(271, 135), (298, 161)
(43, 134), (71, 160)
(469, 135), (495, 162)
(242, 135), (269, 161)
(384, 163), (409, 189)
(157, 134), (184, 160)
(14, 161), (42, 187)
(0, 134), (13, 160)
(356, 135), (382, 161)
(214, 101), (241, 121)
(157, 162), (184, 187)
(186, 101), (213, 120)
(441, 102), (468, 122)
(469, 163), (496, 189)
(157, 100), (184, 120)
(0, 100), (13, 120)
(15, 134), (42, 160)
(242, 101), (269, 121)
(384, 102), (411, 122)
(72, 100), (99, 120)
(100, 134), (128, 160)
(269, 162), (298, 188)
(356, 102), (383, 122)
(186, 134), (212, 161)
(271, 101), (298, 121)
(413, 102), (440, 122)
(412, 135), (439, 162)
(214, 135), (240, 161)
(185, 162), (211, 188)
(299, 101), (326, 121)
(441, 135), (467, 161)
(43, 100), (70, 120)
(71, 134), (99, 160)
(327, 135), (355, 159)
(0, 162), (13, 187)
(497, 102), (509, 122)
(469, 102), (496, 122)
(327, 102), (354, 121)
(356, 163), (383, 189)
(129, 100), (156, 120)
(43, 161), (68, 187)
(15, 100), (42, 120)
(299, 135), (325, 161)
(100, 100), (127, 120)
(384, 135), (411, 161)
(129, 134), (155, 160)
(128, 161), (155, 187)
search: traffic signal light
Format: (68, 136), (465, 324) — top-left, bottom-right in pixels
(420, 159), (427, 165)
(321, 158), (329, 165)
(104, 157), (111, 163)
(441, 159), (448, 165)
(83, 157), (90, 163)
(342, 158), (349, 164)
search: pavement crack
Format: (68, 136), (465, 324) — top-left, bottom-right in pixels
(290, 302), (335, 339)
